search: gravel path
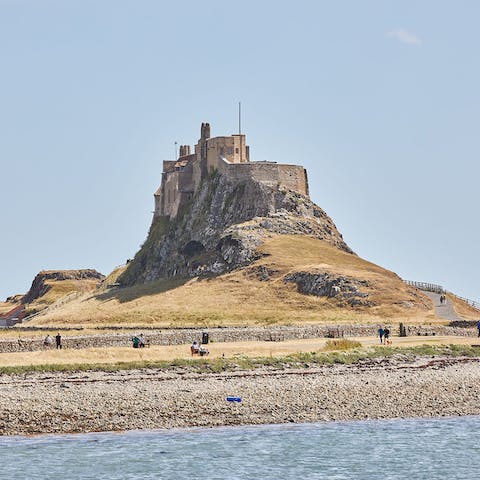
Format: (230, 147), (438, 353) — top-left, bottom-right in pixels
(2, 356), (480, 435)
(424, 292), (464, 322)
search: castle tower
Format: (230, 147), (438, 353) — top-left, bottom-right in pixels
(201, 123), (211, 140)
(196, 122), (211, 179)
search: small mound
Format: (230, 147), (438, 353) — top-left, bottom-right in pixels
(23, 269), (104, 313)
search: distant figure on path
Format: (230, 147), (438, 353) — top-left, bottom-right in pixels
(55, 333), (62, 349)
(378, 327), (385, 344)
(384, 328), (390, 344)
(477, 321), (480, 338)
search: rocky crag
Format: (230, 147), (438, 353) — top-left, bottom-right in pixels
(22, 269), (105, 304)
(284, 272), (372, 307)
(120, 172), (352, 286)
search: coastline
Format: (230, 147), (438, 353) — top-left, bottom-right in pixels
(2, 354), (480, 436)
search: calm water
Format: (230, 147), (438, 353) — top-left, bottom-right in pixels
(1, 416), (480, 479)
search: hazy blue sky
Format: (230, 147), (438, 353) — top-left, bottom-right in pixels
(1, 0), (479, 302)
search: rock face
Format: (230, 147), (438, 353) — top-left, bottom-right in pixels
(284, 272), (372, 306)
(22, 270), (105, 304)
(121, 171), (352, 285)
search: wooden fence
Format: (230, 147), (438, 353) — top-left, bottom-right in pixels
(404, 280), (480, 311)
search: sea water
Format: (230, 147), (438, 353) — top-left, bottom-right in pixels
(1, 416), (480, 479)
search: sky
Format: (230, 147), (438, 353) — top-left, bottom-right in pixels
(1, 0), (479, 302)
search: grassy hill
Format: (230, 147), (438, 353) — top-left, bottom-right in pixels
(29, 235), (435, 327)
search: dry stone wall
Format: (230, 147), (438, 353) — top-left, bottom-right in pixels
(0, 324), (476, 353)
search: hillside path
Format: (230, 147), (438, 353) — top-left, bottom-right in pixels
(424, 292), (464, 322)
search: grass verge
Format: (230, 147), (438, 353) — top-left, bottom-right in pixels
(0, 344), (478, 376)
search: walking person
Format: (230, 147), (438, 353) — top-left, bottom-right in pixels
(378, 327), (385, 344)
(55, 332), (62, 349)
(384, 327), (390, 345)
(477, 320), (480, 338)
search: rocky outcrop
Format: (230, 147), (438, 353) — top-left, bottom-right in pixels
(284, 272), (372, 307)
(120, 172), (352, 285)
(5, 294), (23, 304)
(22, 270), (105, 304)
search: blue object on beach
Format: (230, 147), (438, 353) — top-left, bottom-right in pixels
(226, 396), (242, 403)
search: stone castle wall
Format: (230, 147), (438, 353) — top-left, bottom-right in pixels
(160, 170), (181, 218)
(206, 135), (248, 172)
(156, 162), (196, 218)
(217, 159), (309, 196)
(156, 158), (309, 218)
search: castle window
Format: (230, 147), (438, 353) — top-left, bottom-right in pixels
(235, 148), (239, 154)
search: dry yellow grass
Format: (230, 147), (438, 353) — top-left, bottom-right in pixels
(27, 279), (100, 312)
(101, 265), (127, 288)
(29, 235), (435, 327)
(448, 294), (480, 321)
(0, 336), (475, 369)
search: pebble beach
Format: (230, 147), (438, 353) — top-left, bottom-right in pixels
(1, 355), (480, 436)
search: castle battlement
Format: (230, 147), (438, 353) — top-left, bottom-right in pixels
(154, 123), (309, 219)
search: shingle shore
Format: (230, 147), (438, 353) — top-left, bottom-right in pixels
(1, 356), (479, 436)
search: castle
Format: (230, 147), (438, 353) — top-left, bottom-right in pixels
(154, 123), (310, 219)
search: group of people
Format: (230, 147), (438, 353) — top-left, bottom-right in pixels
(43, 333), (62, 349)
(377, 327), (391, 345)
(191, 339), (209, 356)
(439, 294), (447, 304)
(132, 334), (147, 348)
